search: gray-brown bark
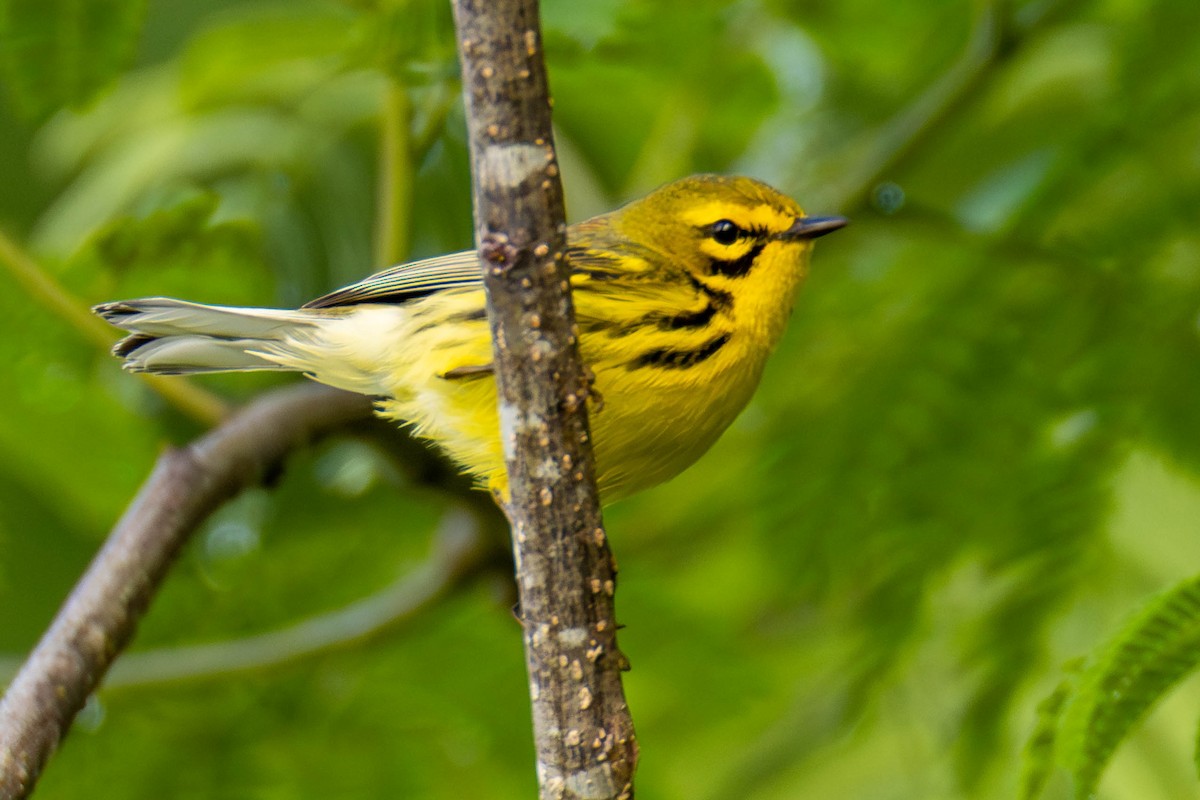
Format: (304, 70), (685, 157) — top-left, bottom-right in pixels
(450, 1), (637, 798)
(0, 385), (374, 800)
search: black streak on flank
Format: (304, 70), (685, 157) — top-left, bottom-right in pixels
(441, 363), (495, 380)
(450, 308), (488, 323)
(709, 241), (766, 278)
(661, 302), (716, 330)
(630, 332), (731, 370)
(579, 317), (620, 335)
(588, 301), (716, 339)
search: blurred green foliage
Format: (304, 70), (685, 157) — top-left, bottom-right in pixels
(1, 0), (1199, 797)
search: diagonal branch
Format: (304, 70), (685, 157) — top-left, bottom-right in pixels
(0, 384), (373, 800)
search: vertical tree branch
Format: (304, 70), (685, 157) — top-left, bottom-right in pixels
(450, 2), (636, 798)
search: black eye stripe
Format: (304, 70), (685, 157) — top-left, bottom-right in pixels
(709, 241), (766, 278)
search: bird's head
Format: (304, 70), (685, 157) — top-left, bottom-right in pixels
(616, 174), (845, 281)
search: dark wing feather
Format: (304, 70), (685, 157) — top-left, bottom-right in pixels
(303, 251), (482, 309)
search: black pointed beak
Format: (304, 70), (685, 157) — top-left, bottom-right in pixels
(779, 215), (848, 240)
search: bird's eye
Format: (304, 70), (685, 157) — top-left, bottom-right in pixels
(710, 220), (742, 246)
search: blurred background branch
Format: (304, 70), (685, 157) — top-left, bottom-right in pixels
(821, 0), (1086, 212)
(0, 228), (228, 424)
(106, 508), (502, 688)
(374, 79), (414, 266)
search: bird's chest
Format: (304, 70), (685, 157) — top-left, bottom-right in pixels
(585, 331), (766, 497)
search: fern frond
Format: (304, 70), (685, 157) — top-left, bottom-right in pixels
(1050, 574), (1200, 798)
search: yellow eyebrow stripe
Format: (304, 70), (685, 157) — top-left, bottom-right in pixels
(697, 238), (755, 261)
(677, 201), (795, 233)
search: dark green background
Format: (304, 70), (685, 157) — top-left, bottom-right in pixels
(1, 0), (1199, 797)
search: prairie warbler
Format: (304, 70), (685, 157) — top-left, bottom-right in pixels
(96, 175), (845, 501)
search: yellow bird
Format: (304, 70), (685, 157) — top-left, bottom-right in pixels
(96, 175), (845, 502)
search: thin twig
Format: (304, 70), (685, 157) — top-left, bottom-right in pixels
(0, 384), (373, 800)
(375, 80), (414, 266)
(103, 507), (500, 688)
(822, 0), (1085, 213)
(0, 230), (117, 351)
(0, 228), (229, 425)
(820, 3), (1003, 213)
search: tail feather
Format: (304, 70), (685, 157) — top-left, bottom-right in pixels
(114, 335), (296, 375)
(95, 298), (312, 338)
(94, 298), (315, 376)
